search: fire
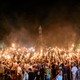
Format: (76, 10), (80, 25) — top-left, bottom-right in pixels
(12, 43), (15, 48)
(0, 43), (79, 63)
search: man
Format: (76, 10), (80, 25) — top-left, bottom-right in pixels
(23, 69), (29, 80)
(6, 71), (12, 80)
(76, 66), (80, 80)
(56, 68), (62, 80)
(45, 65), (51, 80)
(17, 63), (23, 80)
(71, 63), (78, 80)
(61, 63), (68, 80)
(28, 68), (36, 80)
(0, 61), (4, 80)
(40, 65), (45, 80)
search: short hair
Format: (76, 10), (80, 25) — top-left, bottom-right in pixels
(29, 68), (32, 71)
(7, 71), (11, 74)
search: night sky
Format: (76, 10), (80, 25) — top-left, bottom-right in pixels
(0, 1), (80, 48)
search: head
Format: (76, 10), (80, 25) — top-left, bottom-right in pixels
(29, 68), (32, 72)
(58, 69), (62, 75)
(45, 65), (49, 69)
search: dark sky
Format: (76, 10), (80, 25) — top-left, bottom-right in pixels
(0, 1), (79, 22)
(0, 1), (80, 47)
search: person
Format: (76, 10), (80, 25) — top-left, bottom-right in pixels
(6, 71), (12, 80)
(51, 63), (57, 80)
(71, 63), (78, 80)
(35, 67), (40, 80)
(66, 62), (71, 80)
(45, 65), (51, 80)
(40, 65), (45, 80)
(76, 66), (80, 80)
(22, 69), (29, 80)
(28, 68), (36, 80)
(56, 68), (62, 80)
(0, 61), (4, 80)
(17, 63), (23, 80)
(61, 63), (68, 80)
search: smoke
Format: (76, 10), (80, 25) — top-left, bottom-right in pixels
(5, 28), (35, 47)
(43, 22), (77, 48)
(40, 4), (80, 48)
(1, 3), (80, 49)
(1, 13), (80, 49)
(1, 15), (38, 47)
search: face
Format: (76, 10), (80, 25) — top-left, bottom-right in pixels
(59, 70), (62, 75)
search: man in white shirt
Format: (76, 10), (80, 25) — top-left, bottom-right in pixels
(71, 63), (78, 80)
(23, 69), (29, 80)
(56, 69), (62, 80)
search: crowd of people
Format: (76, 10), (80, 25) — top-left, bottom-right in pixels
(0, 57), (80, 80)
(0, 44), (80, 80)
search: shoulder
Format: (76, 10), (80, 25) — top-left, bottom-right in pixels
(56, 75), (59, 79)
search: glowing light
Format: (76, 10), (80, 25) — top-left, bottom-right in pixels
(77, 49), (80, 52)
(6, 55), (11, 59)
(72, 44), (74, 47)
(29, 47), (35, 52)
(40, 49), (43, 54)
(12, 43), (15, 48)
(0, 42), (79, 64)
(64, 53), (66, 57)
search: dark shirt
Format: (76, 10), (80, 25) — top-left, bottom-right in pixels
(40, 67), (45, 76)
(28, 72), (36, 80)
(6, 75), (12, 80)
(62, 66), (67, 74)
